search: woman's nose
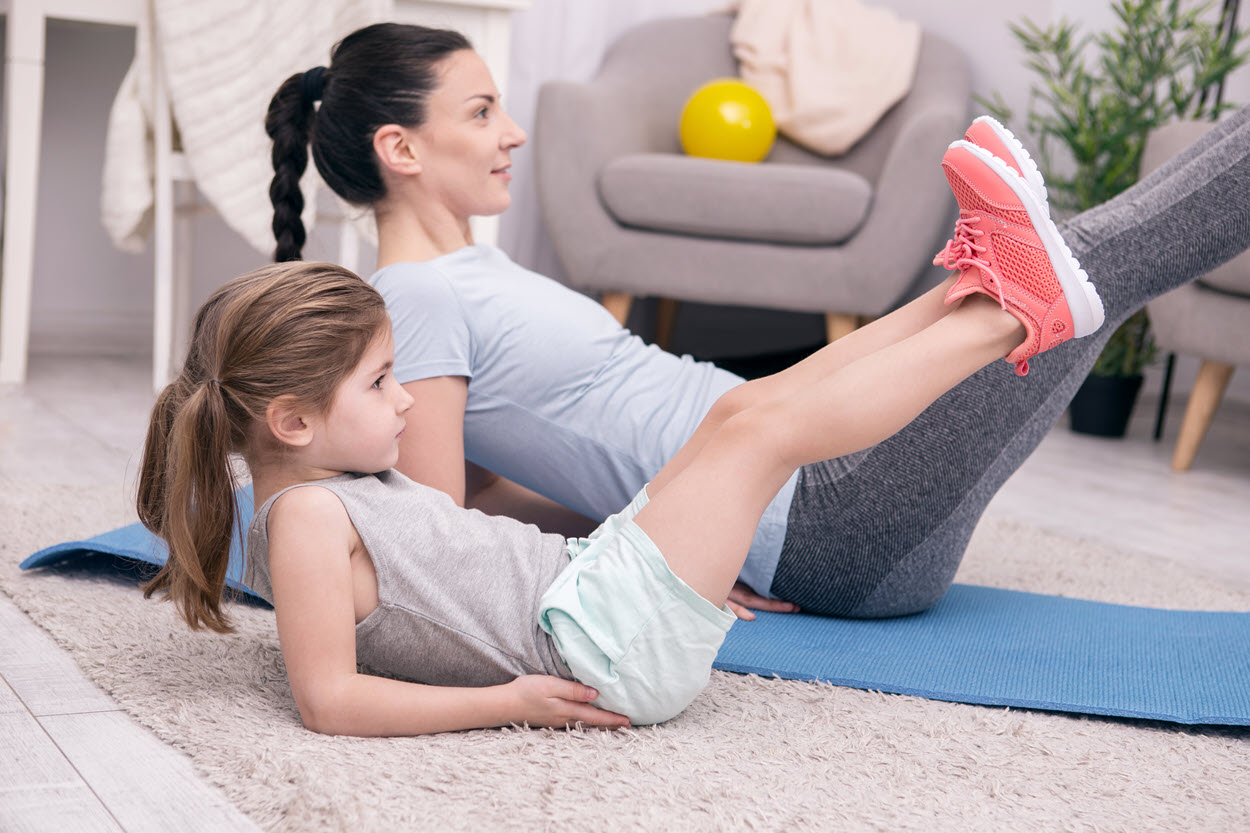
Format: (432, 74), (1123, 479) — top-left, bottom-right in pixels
(503, 114), (527, 149)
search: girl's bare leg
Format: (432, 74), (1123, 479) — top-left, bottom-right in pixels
(650, 274), (961, 495)
(635, 296), (1024, 606)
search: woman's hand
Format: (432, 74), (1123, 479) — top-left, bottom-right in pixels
(726, 580), (800, 620)
(504, 675), (631, 729)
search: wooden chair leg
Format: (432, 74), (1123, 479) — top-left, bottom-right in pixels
(600, 292), (633, 326)
(825, 312), (858, 343)
(654, 298), (680, 351)
(1171, 359), (1234, 471)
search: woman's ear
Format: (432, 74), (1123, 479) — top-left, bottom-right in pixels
(265, 396), (316, 448)
(373, 124), (422, 177)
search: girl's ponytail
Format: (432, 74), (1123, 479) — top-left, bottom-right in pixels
(136, 262), (390, 634)
(139, 378), (240, 633)
(266, 71), (317, 262)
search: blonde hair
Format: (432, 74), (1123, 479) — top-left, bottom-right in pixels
(136, 261), (390, 632)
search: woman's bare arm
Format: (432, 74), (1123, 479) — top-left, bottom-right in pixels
(395, 377), (595, 535)
(396, 376), (471, 504)
(465, 462), (597, 537)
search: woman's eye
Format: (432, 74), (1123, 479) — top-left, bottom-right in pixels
(475, 107), (489, 119)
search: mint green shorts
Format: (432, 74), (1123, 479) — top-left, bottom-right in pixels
(538, 486), (737, 725)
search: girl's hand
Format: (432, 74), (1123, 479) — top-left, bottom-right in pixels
(504, 675), (631, 729)
(726, 580), (801, 621)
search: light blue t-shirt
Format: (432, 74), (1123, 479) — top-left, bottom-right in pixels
(370, 244), (797, 596)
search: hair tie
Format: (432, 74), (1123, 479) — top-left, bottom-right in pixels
(301, 66), (327, 103)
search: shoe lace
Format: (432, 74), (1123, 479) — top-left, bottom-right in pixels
(934, 211), (1031, 377)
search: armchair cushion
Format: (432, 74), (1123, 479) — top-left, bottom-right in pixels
(1196, 248), (1250, 299)
(598, 153), (872, 245)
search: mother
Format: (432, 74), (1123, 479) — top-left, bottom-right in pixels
(265, 22), (1250, 618)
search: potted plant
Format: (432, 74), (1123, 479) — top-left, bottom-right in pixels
(983, 0), (1247, 436)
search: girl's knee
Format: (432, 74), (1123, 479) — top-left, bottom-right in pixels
(708, 380), (761, 425)
(717, 402), (803, 472)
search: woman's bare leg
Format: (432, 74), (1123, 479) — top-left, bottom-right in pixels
(635, 296), (1023, 605)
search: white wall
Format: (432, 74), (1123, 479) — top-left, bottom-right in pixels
(6, 3), (1250, 404)
(0, 18), (352, 360)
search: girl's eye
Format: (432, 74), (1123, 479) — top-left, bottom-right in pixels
(372, 376), (385, 390)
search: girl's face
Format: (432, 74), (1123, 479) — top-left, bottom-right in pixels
(408, 49), (527, 220)
(310, 329), (414, 475)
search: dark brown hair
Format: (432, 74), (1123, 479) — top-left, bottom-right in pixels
(136, 261), (389, 632)
(265, 22), (472, 262)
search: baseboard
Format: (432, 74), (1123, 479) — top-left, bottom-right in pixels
(28, 310), (151, 356)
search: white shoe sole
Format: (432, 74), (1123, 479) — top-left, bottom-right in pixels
(970, 115), (1050, 209)
(948, 139), (1106, 338)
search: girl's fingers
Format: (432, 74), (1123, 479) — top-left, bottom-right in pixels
(559, 701), (630, 728)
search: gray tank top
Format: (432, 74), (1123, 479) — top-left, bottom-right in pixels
(244, 470), (574, 687)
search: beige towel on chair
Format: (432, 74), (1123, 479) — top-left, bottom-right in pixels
(728, 0), (920, 156)
(101, 0), (389, 255)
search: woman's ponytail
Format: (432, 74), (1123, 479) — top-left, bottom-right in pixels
(266, 71), (317, 262)
(264, 24), (472, 262)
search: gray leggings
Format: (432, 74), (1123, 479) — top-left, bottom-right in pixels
(772, 107), (1250, 618)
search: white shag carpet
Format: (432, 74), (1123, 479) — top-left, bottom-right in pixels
(2, 480), (1248, 833)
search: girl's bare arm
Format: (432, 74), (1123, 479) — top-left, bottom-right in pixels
(266, 486), (627, 736)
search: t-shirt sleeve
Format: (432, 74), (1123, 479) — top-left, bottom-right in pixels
(372, 265), (473, 383)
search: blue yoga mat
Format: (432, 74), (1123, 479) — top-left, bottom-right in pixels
(21, 493), (1250, 726)
(22, 487), (258, 600)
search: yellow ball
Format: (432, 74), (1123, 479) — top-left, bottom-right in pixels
(679, 79), (776, 163)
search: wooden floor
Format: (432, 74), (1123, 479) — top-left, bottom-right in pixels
(1, 355), (1247, 832)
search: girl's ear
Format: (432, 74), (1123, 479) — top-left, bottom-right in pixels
(373, 124), (422, 177)
(265, 396), (316, 448)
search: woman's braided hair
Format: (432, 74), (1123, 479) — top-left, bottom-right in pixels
(265, 23), (471, 261)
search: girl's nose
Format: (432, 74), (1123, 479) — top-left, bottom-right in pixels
(397, 387), (415, 413)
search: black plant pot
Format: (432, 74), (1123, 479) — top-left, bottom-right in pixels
(1069, 373), (1144, 437)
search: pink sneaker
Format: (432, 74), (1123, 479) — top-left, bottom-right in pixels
(963, 115), (1048, 207)
(934, 117), (1048, 308)
(933, 140), (1105, 376)
(933, 117), (1048, 284)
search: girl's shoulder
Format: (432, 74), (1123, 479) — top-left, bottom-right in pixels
(266, 481), (353, 536)
(263, 480), (363, 561)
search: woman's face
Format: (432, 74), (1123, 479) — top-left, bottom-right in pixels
(409, 49), (527, 220)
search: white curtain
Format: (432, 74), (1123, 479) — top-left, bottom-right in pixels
(497, 0), (728, 281)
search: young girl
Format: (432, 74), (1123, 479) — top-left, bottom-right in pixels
(266, 23), (1250, 623)
(141, 139), (1106, 733)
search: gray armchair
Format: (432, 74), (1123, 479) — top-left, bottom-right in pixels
(535, 13), (971, 344)
(1143, 120), (1250, 470)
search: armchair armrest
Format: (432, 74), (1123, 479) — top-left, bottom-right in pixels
(837, 34), (972, 310)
